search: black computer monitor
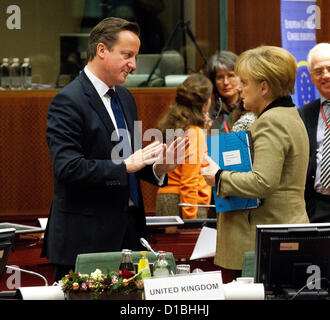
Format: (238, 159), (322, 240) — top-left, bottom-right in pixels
(255, 223), (330, 299)
(0, 228), (15, 280)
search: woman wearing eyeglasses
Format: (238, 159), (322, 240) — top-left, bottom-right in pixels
(206, 51), (256, 135)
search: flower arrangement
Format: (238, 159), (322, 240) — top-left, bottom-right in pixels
(60, 268), (144, 299)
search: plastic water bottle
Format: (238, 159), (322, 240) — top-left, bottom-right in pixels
(10, 58), (21, 90)
(0, 58), (10, 90)
(153, 251), (171, 277)
(21, 57), (32, 90)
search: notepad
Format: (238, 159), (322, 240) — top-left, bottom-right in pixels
(207, 131), (260, 213)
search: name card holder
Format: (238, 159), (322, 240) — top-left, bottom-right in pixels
(143, 271), (225, 300)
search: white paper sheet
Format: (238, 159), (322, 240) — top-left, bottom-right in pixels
(190, 227), (217, 260)
(38, 218), (48, 229)
(223, 149), (242, 166)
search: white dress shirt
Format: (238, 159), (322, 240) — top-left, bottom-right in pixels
(84, 66), (123, 137)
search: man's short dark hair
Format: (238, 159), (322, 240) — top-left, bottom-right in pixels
(87, 17), (140, 61)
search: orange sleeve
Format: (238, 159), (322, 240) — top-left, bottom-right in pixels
(179, 127), (206, 219)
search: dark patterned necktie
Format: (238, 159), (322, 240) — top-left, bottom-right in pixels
(108, 89), (139, 206)
(320, 100), (330, 189)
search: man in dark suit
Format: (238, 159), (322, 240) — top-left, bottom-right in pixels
(41, 17), (187, 281)
(299, 43), (330, 223)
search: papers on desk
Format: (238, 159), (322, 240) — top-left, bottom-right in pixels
(38, 218), (48, 229)
(207, 131), (260, 213)
(190, 227), (217, 260)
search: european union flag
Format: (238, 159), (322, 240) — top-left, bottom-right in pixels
(281, 0), (319, 108)
(296, 64), (316, 107)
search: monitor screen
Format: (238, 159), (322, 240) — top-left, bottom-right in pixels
(0, 228), (15, 280)
(255, 223), (330, 299)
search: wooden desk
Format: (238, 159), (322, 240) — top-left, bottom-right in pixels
(148, 227), (201, 260)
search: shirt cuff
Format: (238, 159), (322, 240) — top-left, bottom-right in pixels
(215, 169), (223, 195)
(153, 163), (166, 186)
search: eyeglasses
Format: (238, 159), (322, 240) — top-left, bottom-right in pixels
(216, 73), (237, 83)
(310, 65), (330, 77)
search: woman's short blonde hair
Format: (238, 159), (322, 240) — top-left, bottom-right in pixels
(235, 46), (297, 98)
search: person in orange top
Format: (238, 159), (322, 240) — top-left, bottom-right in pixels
(156, 74), (213, 219)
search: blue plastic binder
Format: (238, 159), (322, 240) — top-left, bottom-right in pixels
(207, 131), (259, 213)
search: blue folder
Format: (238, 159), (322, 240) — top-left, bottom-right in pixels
(207, 131), (259, 213)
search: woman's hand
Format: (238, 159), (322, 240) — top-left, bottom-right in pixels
(124, 141), (163, 173)
(201, 154), (220, 186)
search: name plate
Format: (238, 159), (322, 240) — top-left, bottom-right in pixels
(143, 271), (225, 300)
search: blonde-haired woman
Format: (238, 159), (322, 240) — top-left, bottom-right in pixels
(156, 73), (213, 219)
(202, 46), (310, 279)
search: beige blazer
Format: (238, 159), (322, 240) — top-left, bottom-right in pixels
(214, 107), (310, 270)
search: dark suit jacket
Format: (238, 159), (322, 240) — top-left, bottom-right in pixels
(41, 71), (166, 266)
(298, 99), (320, 218)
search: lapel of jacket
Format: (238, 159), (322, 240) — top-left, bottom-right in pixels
(309, 99), (321, 152)
(78, 71), (118, 140)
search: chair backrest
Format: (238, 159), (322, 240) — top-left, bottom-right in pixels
(135, 54), (161, 74)
(75, 251), (176, 275)
(159, 50), (185, 77)
(123, 53), (164, 87)
(242, 251), (255, 278)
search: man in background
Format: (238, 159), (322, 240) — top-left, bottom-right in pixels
(299, 43), (330, 222)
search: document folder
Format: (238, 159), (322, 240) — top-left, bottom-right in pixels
(207, 131), (259, 213)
